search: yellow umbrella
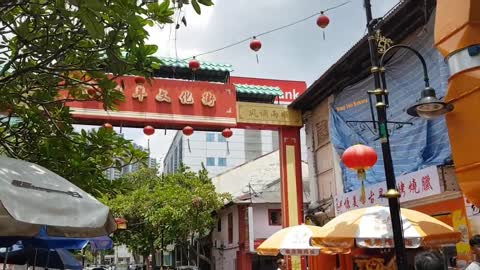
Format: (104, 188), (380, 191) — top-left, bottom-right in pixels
(257, 224), (323, 256)
(311, 206), (460, 252)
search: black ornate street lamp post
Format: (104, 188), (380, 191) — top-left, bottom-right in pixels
(363, 2), (407, 268)
(362, 1), (453, 270)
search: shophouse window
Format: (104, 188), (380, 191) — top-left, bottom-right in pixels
(218, 134), (227, 142)
(206, 133), (215, 142)
(217, 218), (222, 232)
(268, 209), (282, 226)
(228, 213), (233, 244)
(206, 157), (215, 166)
(218, 157), (227, 167)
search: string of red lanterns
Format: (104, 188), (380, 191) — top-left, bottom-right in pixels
(182, 2), (346, 63)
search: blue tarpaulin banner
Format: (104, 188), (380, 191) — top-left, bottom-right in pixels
(330, 17), (452, 192)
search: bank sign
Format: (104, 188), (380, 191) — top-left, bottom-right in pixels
(334, 166), (442, 216)
(230, 76), (306, 104)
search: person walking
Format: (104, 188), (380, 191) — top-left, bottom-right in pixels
(467, 235), (480, 270)
(414, 250), (445, 270)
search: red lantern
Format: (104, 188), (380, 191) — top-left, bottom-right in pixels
(115, 217), (127, 230)
(221, 128), (233, 155)
(221, 128), (233, 138)
(183, 126), (194, 136)
(183, 126), (194, 153)
(102, 123), (113, 131)
(317, 12), (330, 40)
(342, 144), (377, 204)
(189, 57), (200, 71)
(250, 38), (262, 52)
(134, 76), (146, 84)
(316, 12), (330, 28)
(143, 125), (155, 136)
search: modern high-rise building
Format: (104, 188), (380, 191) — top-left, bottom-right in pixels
(164, 129), (306, 176)
(105, 142), (158, 180)
(163, 76), (307, 177)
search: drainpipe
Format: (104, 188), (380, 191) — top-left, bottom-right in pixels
(434, 0), (480, 205)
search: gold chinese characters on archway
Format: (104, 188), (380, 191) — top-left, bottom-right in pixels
(66, 77), (237, 128)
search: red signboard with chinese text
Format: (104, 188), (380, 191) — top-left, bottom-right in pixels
(230, 76), (306, 104)
(66, 76), (237, 129)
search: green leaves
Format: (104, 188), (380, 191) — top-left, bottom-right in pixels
(0, 0), (214, 199)
(81, 0), (107, 11)
(77, 8), (105, 39)
(198, 0), (214, 6)
(191, 0), (201, 15)
(104, 166), (228, 257)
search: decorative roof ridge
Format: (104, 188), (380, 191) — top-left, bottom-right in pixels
(233, 83), (282, 89)
(156, 56), (234, 72)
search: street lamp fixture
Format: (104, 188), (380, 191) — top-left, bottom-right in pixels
(379, 44), (454, 120)
(406, 87), (454, 119)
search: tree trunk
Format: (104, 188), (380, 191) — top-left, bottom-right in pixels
(149, 240), (156, 270)
(188, 244), (211, 265)
(160, 234), (164, 270)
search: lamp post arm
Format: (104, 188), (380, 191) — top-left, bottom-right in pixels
(379, 44), (430, 87)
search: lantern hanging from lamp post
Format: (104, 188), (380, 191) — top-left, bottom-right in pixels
(316, 11), (330, 40)
(183, 126), (194, 152)
(341, 144), (378, 204)
(249, 37), (262, 64)
(221, 128), (233, 155)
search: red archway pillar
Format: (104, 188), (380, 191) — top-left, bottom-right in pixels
(279, 126), (306, 270)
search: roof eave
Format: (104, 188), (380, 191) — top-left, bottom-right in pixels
(290, 0), (437, 111)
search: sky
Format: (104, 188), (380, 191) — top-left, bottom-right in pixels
(77, 0), (400, 168)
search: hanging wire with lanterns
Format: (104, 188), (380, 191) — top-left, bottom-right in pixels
(183, 1), (350, 61)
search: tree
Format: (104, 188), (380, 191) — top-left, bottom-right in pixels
(103, 166), (230, 268)
(0, 0), (212, 195)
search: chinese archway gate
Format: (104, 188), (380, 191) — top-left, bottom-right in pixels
(67, 71), (306, 270)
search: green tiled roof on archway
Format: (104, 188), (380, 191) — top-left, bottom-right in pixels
(159, 57), (234, 72)
(234, 84), (283, 96)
